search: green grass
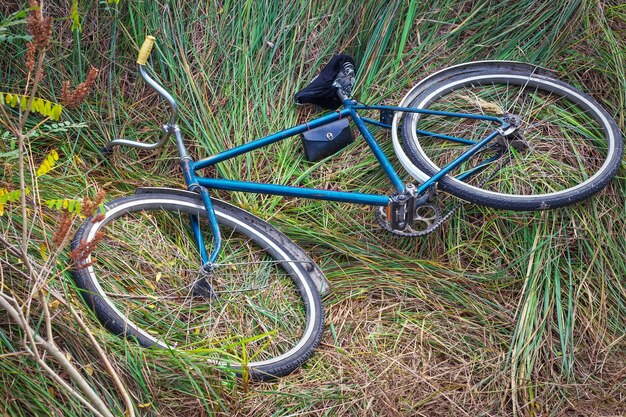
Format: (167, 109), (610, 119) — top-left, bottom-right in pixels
(1, 0), (625, 416)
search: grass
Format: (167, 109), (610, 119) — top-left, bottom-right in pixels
(1, 0), (625, 416)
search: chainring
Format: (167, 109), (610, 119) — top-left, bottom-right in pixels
(376, 202), (449, 237)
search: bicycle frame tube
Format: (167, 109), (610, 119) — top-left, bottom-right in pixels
(354, 104), (502, 123)
(361, 116), (478, 146)
(194, 109), (351, 169)
(347, 102), (405, 193)
(415, 130), (501, 194)
(195, 177), (390, 205)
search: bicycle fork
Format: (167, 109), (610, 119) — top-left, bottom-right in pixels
(180, 157), (222, 297)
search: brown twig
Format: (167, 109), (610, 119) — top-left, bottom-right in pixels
(0, 293), (115, 417)
(68, 304), (136, 417)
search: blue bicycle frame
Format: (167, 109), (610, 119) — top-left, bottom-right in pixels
(108, 64), (508, 270)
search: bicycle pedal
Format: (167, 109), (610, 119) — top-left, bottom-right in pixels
(100, 146), (113, 157)
(376, 185), (456, 237)
(192, 278), (218, 299)
(379, 108), (394, 125)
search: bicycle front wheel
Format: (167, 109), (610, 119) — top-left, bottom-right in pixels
(71, 193), (323, 380)
(401, 63), (623, 210)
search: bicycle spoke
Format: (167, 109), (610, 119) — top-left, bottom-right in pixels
(90, 209), (307, 359)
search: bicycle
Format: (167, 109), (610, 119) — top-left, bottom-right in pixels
(71, 36), (623, 380)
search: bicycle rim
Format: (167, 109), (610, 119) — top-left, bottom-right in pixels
(73, 195), (321, 376)
(401, 70), (621, 210)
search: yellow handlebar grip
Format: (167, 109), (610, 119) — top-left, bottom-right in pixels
(137, 35), (156, 65)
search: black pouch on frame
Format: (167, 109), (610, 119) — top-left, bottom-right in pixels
(301, 118), (354, 162)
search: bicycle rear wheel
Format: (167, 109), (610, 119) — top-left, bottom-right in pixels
(71, 192), (323, 380)
(401, 63), (623, 210)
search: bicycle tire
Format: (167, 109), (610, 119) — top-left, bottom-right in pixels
(400, 63), (623, 210)
(71, 192), (324, 380)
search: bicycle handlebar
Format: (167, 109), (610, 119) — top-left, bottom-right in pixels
(104, 35), (180, 153)
(137, 35), (155, 65)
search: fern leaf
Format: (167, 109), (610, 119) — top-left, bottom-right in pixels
(0, 188), (31, 215)
(36, 149), (60, 177)
(45, 199), (82, 213)
(0, 92), (63, 121)
(0, 188), (29, 204)
(0, 34), (32, 44)
(26, 121), (88, 139)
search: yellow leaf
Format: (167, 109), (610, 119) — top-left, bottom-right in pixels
(71, 0), (82, 32)
(49, 299), (61, 309)
(73, 154), (85, 167)
(138, 403), (152, 409)
(50, 104), (63, 121)
(42, 99), (52, 116)
(155, 272), (162, 282)
(0, 188), (15, 204)
(45, 198), (82, 213)
(39, 243), (48, 261)
(0, 203), (4, 216)
(1, 91), (64, 120)
(36, 150), (60, 177)
(0, 188), (25, 204)
(6, 93), (17, 106)
(29, 97), (39, 112)
(84, 364), (94, 376)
